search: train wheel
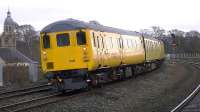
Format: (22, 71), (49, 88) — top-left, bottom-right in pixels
(91, 75), (103, 88)
(119, 68), (126, 80)
(131, 66), (136, 78)
(55, 81), (65, 93)
(125, 67), (133, 78)
(82, 82), (92, 91)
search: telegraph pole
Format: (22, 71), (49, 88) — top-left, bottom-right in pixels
(171, 33), (176, 63)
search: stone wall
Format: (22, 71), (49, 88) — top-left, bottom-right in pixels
(3, 64), (29, 86)
(0, 63), (39, 86)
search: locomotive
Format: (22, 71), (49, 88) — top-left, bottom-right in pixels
(40, 19), (165, 91)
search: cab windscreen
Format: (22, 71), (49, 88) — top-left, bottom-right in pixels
(57, 33), (70, 47)
(43, 34), (50, 49)
(76, 31), (86, 45)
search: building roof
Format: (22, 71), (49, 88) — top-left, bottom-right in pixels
(0, 48), (35, 64)
(4, 10), (18, 29)
(41, 18), (140, 36)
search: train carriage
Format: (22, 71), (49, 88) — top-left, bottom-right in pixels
(40, 19), (165, 91)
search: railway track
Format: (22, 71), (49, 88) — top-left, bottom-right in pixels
(0, 84), (51, 100)
(171, 84), (200, 112)
(0, 84), (49, 95)
(170, 60), (200, 112)
(0, 90), (87, 112)
(0, 83), (60, 112)
(0, 82), (89, 112)
(0, 81), (116, 112)
(0, 92), (61, 112)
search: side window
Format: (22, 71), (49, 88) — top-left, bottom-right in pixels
(92, 32), (96, 47)
(121, 38), (124, 48)
(149, 41), (151, 51)
(113, 38), (116, 48)
(152, 42), (154, 49)
(126, 39), (129, 48)
(135, 40), (137, 49)
(101, 36), (104, 48)
(97, 36), (100, 48)
(147, 41), (149, 52)
(145, 40), (147, 52)
(118, 38), (121, 48)
(123, 39), (127, 49)
(128, 40), (130, 48)
(110, 37), (113, 48)
(57, 33), (70, 47)
(108, 38), (111, 48)
(76, 31), (86, 45)
(129, 40), (131, 48)
(43, 34), (50, 49)
(131, 40), (134, 48)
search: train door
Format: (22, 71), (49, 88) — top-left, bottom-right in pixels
(96, 35), (104, 67)
(103, 36), (111, 67)
(119, 36), (123, 64)
(92, 32), (100, 68)
(100, 35), (106, 67)
(100, 34), (110, 67)
(99, 35), (105, 67)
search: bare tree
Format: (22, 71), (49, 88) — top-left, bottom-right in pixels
(16, 25), (37, 58)
(151, 26), (165, 39)
(185, 30), (200, 53)
(140, 29), (154, 37)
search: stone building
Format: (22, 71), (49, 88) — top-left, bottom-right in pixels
(0, 10), (39, 86)
(0, 10), (18, 48)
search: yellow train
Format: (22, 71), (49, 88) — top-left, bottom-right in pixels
(40, 19), (165, 91)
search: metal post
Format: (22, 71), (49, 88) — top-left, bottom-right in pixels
(0, 64), (3, 86)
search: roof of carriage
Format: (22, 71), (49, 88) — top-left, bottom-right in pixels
(41, 18), (140, 36)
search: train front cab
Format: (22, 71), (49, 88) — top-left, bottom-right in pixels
(40, 29), (93, 72)
(40, 29), (93, 90)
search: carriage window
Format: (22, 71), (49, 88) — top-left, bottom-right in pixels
(118, 39), (121, 48)
(126, 40), (129, 48)
(130, 40), (133, 48)
(97, 36), (100, 48)
(43, 34), (50, 49)
(121, 39), (123, 48)
(92, 32), (96, 47)
(101, 37), (104, 48)
(135, 40), (137, 49)
(57, 33), (70, 47)
(77, 31), (86, 45)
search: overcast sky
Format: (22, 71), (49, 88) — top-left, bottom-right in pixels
(0, 0), (200, 33)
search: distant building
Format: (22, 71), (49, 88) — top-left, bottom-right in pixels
(0, 10), (39, 86)
(0, 9), (35, 64)
(0, 10), (18, 48)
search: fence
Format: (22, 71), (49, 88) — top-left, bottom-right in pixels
(166, 53), (200, 60)
(0, 63), (39, 86)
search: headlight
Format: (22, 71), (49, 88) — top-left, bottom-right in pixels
(43, 51), (47, 60)
(43, 51), (47, 55)
(83, 47), (87, 51)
